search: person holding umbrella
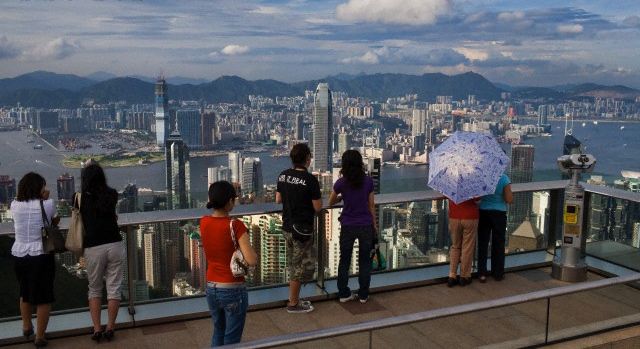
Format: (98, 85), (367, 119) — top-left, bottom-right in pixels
(477, 173), (513, 282)
(427, 132), (510, 288)
(447, 198), (479, 286)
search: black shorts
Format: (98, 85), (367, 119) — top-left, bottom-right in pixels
(14, 254), (56, 305)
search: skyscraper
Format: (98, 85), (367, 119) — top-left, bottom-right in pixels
(0, 175), (16, 205)
(411, 109), (428, 136)
(56, 173), (75, 202)
(365, 157), (382, 194)
(165, 131), (191, 209)
(201, 110), (216, 147)
(241, 158), (263, 196)
(337, 129), (350, 155)
(35, 111), (59, 135)
(228, 152), (242, 184)
(155, 77), (169, 147)
(312, 83), (333, 172)
(117, 183), (138, 214)
(176, 109), (201, 149)
(143, 229), (162, 288)
(207, 166), (231, 188)
(258, 215), (287, 284)
(294, 113), (304, 140)
(508, 145), (534, 234)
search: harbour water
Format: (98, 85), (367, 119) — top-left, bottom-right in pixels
(0, 119), (638, 202)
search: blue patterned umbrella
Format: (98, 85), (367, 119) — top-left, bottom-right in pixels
(428, 131), (510, 204)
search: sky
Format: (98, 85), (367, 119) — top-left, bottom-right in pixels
(1, 0), (640, 87)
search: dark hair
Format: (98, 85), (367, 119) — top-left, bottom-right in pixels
(16, 172), (46, 202)
(81, 163), (115, 213)
(290, 143), (311, 168)
(340, 150), (365, 188)
(207, 181), (237, 209)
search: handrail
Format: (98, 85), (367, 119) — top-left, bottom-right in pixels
(226, 272), (640, 349)
(0, 180), (569, 235)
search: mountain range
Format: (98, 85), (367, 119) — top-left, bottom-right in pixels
(0, 71), (638, 108)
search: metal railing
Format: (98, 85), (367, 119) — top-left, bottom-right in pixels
(1, 179), (639, 339)
(227, 272), (640, 349)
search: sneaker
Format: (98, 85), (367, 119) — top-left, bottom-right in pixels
(287, 301), (314, 313)
(359, 296), (369, 304)
(478, 274), (487, 283)
(300, 299), (312, 306)
(339, 293), (356, 303)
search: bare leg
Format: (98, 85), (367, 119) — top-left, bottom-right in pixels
(288, 280), (301, 306)
(35, 304), (50, 340)
(106, 299), (120, 331)
(19, 298), (33, 332)
(89, 297), (103, 332)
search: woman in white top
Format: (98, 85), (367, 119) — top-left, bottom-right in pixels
(10, 172), (59, 348)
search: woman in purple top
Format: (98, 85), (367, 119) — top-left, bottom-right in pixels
(329, 150), (377, 303)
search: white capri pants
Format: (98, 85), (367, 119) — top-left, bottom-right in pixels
(84, 241), (125, 300)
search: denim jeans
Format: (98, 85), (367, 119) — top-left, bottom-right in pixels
(205, 286), (248, 347)
(337, 225), (374, 299)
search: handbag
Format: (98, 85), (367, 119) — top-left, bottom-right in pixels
(292, 223), (314, 242)
(40, 200), (66, 253)
(65, 192), (85, 256)
(229, 219), (250, 278)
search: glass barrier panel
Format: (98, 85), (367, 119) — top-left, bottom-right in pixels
(585, 193), (640, 270)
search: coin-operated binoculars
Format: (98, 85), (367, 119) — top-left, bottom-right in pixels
(551, 154), (596, 282)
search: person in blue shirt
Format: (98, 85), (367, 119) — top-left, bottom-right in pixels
(478, 173), (513, 282)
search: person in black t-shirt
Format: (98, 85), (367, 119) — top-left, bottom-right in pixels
(276, 143), (321, 314)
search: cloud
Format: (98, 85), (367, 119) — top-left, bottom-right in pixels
(221, 44), (250, 55)
(623, 15), (640, 28)
(336, 0), (452, 26)
(27, 37), (80, 60)
(497, 11), (525, 22)
(250, 6), (283, 15)
(557, 23), (583, 34)
(341, 46), (467, 66)
(0, 36), (20, 60)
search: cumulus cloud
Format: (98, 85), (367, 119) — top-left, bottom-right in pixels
(0, 36), (20, 60)
(27, 37), (80, 60)
(497, 11), (525, 22)
(557, 23), (584, 34)
(336, 0), (452, 26)
(221, 45), (250, 55)
(250, 6), (283, 15)
(341, 46), (467, 66)
(623, 15), (640, 28)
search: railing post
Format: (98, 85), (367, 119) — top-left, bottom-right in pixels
(545, 297), (551, 344)
(125, 225), (137, 317)
(581, 191), (591, 259)
(316, 209), (327, 291)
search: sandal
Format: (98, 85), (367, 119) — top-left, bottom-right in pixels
(91, 331), (103, 342)
(34, 337), (48, 348)
(23, 327), (34, 338)
(104, 329), (114, 341)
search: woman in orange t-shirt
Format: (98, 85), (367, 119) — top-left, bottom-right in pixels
(200, 181), (257, 347)
(447, 199), (479, 287)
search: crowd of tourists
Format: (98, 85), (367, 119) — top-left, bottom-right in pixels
(9, 143), (512, 347)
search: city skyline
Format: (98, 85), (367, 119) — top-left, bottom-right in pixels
(0, 1), (640, 87)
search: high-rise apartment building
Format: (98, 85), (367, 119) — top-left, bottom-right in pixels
(228, 152), (242, 184)
(312, 83), (333, 172)
(0, 175), (16, 205)
(201, 110), (216, 147)
(411, 109), (428, 136)
(155, 78), (169, 147)
(56, 173), (74, 202)
(241, 158), (263, 196)
(117, 183), (138, 214)
(508, 144), (535, 234)
(143, 229), (162, 288)
(165, 131), (191, 209)
(365, 157), (381, 194)
(176, 109), (202, 149)
(258, 215), (287, 284)
(337, 130), (350, 155)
